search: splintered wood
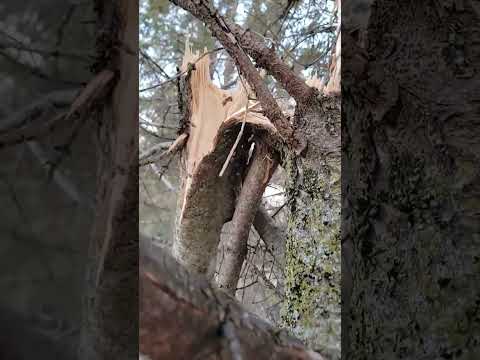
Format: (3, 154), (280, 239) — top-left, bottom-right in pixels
(180, 41), (275, 176)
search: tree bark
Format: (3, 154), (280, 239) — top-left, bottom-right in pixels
(282, 95), (341, 360)
(217, 141), (277, 295)
(343, 1), (480, 358)
(79, 1), (138, 359)
(140, 246), (324, 360)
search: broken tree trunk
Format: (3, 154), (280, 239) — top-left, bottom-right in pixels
(140, 245), (324, 360)
(324, 0), (341, 96)
(171, 43), (277, 276)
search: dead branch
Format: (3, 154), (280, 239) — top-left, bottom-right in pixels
(26, 141), (95, 210)
(0, 41), (92, 62)
(140, 47), (223, 93)
(246, 258), (284, 300)
(0, 89), (78, 132)
(140, 246), (324, 360)
(139, 133), (187, 166)
(140, 140), (174, 158)
(0, 111), (67, 147)
(217, 141), (277, 295)
(0, 48), (82, 86)
(0, 70), (115, 148)
(65, 69), (116, 120)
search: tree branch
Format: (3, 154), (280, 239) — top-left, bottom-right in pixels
(169, 0), (306, 154)
(139, 133), (187, 166)
(253, 204), (286, 259)
(217, 141), (277, 295)
(140, 246), (324, 360)
(0, 89), (78, 132)
(221, 19), (316, 103)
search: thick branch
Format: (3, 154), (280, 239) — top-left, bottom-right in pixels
(217, 141), (277, 295)
(171, 0), (314, 105)
(140, 247), (324, 360)
(220, 20), (315, 103)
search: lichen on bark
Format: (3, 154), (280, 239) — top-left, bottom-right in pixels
(282, 95), (341, 360)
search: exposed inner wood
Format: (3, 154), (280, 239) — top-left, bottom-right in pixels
(180, 41), (275, 178)
(172, 42), (277, 275)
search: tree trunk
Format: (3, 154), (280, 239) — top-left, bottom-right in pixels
(140, 246), (324, 360)
(79, 1), (138, 358)
(343, 1), (480, 358)
(282, 95), (341, 360)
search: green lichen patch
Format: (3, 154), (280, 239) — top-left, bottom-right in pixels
(282, 153), (341, 359)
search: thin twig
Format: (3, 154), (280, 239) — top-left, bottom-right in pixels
(139, 133), (187, 166)
(219, 99), (249, 177)
(139, 47), (223, 93)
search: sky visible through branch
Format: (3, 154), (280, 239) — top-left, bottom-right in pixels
(140, 0), (336, 94)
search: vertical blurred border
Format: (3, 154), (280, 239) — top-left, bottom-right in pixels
(0, 1), (138, 359)
(342, 0), (480, 358)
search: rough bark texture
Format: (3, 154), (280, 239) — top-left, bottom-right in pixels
(217, 141), (277, 294)
(140, 246), (324, 360)
(283, 95), (341, 360)
(79, 1), (138, 358)
(343, 1), (480, 358)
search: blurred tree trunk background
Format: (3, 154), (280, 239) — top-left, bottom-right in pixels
(0, 1), (96, 358)
(343, 1), (480, 358)
(0, 1), (139, 358)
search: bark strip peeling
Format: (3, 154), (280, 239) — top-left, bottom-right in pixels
(172, 42), (277, 275)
